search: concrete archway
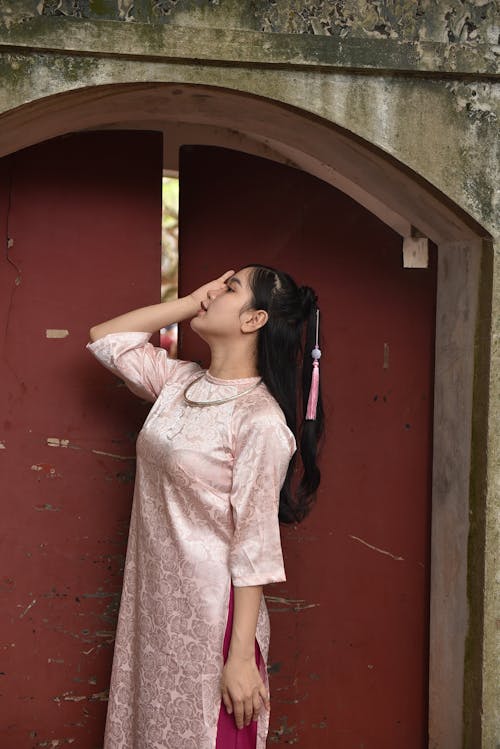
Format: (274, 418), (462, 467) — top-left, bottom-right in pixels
(0, 82), (485, 244)
(1, 82), (489, 748)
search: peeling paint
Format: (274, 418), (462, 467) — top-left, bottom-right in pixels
(91, 448), (136, 460)
(52, 688), (108, 704)
(45, 328), (69, 338)
(31, 463), (61, 478)
(53, 691), (86, 702)
(265, 595), (319, 612)
(81, 635), (115, 655)
(0, 440), (5, 449)
(383, 342), (390, 369)
(46, 437), (70, 448)
(269, 714), (299, 743)
(90, 688), (108, 701)
(118, 470), (137, 485)
(349, 534), (405, 561)
(19, 598), (37, 618)
(34, 503), (61, 511)
(81, 589), (114, 599)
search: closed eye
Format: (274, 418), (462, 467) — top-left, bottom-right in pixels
(224, 275), (242, 292)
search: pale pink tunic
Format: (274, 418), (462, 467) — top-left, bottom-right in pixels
(86, 332), (297, 749)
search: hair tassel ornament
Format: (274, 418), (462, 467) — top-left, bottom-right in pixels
(305, 309), (321, 421)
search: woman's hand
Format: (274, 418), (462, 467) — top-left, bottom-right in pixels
(90, 273), (236, 339)
(220, 654), (270, 729)
(188, 269), (235, 306)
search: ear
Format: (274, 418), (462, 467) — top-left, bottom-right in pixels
(240, 309), (268, 333)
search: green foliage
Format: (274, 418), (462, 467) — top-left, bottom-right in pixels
(161, 176), (179, 304)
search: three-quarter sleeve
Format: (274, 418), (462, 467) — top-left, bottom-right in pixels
(86, 331), (202, 403)
(229, 413), (297, 587)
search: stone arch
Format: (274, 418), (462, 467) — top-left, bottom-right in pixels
(0, 82), (488, 244)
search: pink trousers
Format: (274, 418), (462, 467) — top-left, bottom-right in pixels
(215, 584), (262, 749)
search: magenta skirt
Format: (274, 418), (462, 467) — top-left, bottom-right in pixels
(215, 584), (262, 749)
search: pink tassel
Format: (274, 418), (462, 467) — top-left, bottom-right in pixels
(305, 343), (321, 420)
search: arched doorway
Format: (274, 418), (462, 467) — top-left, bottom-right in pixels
(0, 83), (487, 748)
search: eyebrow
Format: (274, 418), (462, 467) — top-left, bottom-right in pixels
(225, 276), (242, 287)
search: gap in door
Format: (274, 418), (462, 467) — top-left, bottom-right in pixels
(160, 169), (179, 356)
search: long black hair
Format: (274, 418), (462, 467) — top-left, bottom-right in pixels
(242, 264), (325, 524)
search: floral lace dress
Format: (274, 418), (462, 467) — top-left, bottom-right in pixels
(86, 332), (297, 749)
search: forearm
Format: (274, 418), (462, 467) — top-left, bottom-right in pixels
(89, 295), (199, 342)
(228, 585), (262, 661)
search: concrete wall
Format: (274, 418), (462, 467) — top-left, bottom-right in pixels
(0, 2), (498, 746)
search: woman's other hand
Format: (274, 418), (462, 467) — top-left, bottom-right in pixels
(189, 269), (235, 306)
(220, 654), (270, 729)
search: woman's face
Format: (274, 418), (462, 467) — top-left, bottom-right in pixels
(190, 266), (257, 341)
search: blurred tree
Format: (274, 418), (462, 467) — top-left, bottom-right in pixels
(160, 176), (179, 357)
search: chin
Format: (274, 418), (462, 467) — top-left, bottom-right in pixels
(190, 317), (207, 341)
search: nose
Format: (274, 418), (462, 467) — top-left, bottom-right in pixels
(207, 287), (224, 301)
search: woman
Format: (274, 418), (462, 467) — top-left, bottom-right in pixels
(86, 263), (324, 749)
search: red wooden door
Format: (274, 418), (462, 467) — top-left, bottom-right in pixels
(178, 146), (436, 748)
(0, 132), (163, 748)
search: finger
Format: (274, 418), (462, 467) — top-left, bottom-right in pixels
(243, 696), (254, 726)
(233, 700), (244, 730)
(252, 689), (262, 721)
(221, 688), (233, 715)
(219, 269), (235, 283)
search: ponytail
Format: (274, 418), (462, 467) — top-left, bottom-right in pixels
(243, 265), (325, 524)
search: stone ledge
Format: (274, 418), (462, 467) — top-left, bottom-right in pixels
(0, 17), (498, 78)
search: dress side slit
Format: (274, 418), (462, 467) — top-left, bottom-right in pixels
(215, 583), (261, 748)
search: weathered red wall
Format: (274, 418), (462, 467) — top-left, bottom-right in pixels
(178, 145), (436, 748)
(0, 131), (163, 748)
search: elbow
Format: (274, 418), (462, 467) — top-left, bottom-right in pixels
(88, 325), (101, 343)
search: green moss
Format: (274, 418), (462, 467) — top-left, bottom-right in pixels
(0, 53), (35, 93)
(89, 0), (111, 17)
(56, 53), (96, 83)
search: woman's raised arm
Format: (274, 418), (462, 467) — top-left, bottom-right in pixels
(89, 269), (235, 342)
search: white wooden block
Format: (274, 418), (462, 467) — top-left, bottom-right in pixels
(45, 329), (69, 338)
(403, 237), (429, 268)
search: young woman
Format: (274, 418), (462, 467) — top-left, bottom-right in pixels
(86, 263), (324, 749)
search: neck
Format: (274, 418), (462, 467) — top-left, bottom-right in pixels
(208, 340), (259, 380)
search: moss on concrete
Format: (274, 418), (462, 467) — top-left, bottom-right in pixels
(462, 238), (494, 748)
(0, 0), (498, 47)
